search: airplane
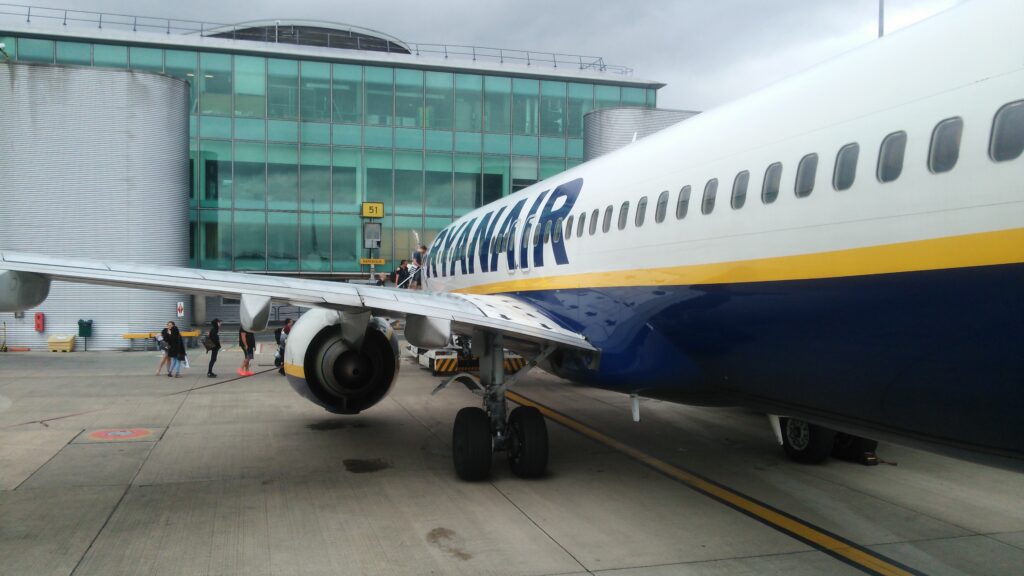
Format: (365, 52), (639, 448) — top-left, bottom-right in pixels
(2, 0), (1022, 481)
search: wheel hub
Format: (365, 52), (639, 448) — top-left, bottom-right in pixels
(786, 419), (811, 451)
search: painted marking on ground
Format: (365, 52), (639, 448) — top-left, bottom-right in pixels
(506, 390), (924, 576)
(87, 428), (153, 441)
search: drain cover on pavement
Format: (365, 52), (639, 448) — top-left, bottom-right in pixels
(87, 428), (154, 441)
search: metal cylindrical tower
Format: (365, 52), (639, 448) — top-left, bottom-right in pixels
(583, 107), (699, 161)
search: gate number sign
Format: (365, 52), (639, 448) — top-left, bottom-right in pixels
(361, 202), (384, 218)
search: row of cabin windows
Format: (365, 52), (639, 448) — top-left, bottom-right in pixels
(433, 99), (1024, 266)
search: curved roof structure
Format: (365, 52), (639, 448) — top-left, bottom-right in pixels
(205, 20), (410, 54)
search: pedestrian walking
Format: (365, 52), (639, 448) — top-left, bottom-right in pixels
(206, 318), (222, 378)
(238, 325), (256, 377)
(160, 321), (186, 378)
(154, 332), (171, 375)
(393, 260), (410, 288)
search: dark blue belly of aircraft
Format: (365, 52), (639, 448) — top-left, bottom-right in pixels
(509, 262), (1024, 456)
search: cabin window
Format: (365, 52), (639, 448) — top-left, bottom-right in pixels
(564, 215), (573, 240)
(877, 131), (907, 183)
(635, 196), (648, 227)
(554, 217), (563, 243)
(589, 209), (599, 235)
(991, 100), (1024, 162)
(795, 153), (818, 198)
(577, 212), (586, 237)
(655, 190), (669, 223)
(731, 171), (749, 209)
(929, 117), (963, 173)
(543, 221), (552, 244)
(762, 162), (782, 204)
(521, 222), (532, 249)
(618, 201), (630, 230)
(533, 221), (543, 246)
(833, 143), (859, 191)
(505, 222), (516, 252)
(676, 185), (691, 219)
(701, 179), (718, 215)
(602, 205), (613, 233)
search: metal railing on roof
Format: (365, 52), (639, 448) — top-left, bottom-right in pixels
(0, 3), (633, 75)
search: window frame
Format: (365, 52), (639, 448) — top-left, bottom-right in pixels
(577, 212), (587, 237)
(589, 209), (599, 235)
(990, 100), (1024, 162)
(676, 185), (691, 219)
(731, 170), (749, 210)
(655, 190), (669, 223)
(602, 205), (613, 233)
(832, 143), (860, 191)
(701, 179), (718, 215)
(795, 153), (818, 198)
(928, 117), (963, 174)
(635, 196), (648, 227)
(877, 131), (908, 183)
(617, 201), (630, 230)
(762, 162), (782, 204)
(564, 215), (573, 241)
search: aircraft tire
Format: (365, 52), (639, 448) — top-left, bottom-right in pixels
(507, 406), (548, 478)
(453, 407), (493, 481)
(781, 417), (836, 464)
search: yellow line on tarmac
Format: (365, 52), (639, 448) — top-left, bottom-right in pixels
(506, 390), (921, 576)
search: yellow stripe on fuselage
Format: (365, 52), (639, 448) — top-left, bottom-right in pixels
(454, 227), (1024, 295)
(284, 363), (305, 378)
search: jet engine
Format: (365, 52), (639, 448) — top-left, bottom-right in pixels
(0, 271), (50, 312)
(283, 307), (399, 414)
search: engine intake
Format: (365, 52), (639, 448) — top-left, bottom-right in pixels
(283, 308), (399, 415)
(0, 271), (50, 312)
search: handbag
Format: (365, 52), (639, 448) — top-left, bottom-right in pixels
(201, 334), (216, 351)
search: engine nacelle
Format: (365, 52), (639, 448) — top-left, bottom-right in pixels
(0, 271), (50, 312)
(283, 308), (400, 415)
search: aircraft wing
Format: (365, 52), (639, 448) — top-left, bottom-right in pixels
(0, 251), (596, 355)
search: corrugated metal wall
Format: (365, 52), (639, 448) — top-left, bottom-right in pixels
(0, 62), (191, 351)
(583, 107), (699, 161)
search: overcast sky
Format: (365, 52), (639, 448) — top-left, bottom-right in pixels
(6, 0), (965, 110)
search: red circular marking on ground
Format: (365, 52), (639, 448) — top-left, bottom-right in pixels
(89, 428), (152, 441)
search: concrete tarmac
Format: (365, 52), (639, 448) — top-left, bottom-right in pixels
(1, 348), (1023, 575)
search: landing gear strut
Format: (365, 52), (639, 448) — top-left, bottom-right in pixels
(445, 333), (552, 481)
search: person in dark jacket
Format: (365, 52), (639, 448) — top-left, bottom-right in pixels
(206, 319), (222, 378)
(238, 326), (256, 377)
(160, 321), (186, 378)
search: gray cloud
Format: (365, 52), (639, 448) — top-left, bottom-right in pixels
(6, 0), (963, 110)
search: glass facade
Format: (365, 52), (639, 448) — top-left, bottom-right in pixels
(3, 34), (657, 273)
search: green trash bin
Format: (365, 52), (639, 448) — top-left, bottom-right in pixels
(77, 319), (93, 338)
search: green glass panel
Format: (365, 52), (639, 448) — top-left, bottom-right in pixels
(512, 78), (538, 135)
(189, 209), (198, 267)
(622, 86), (645, 107)
(18, 38), (54, 63)
(234, 118), (266, 141)
(200, 116), (231, 139)
(365, 66), (393, 126)
(234, 211), (266, 270)
(512, 135), (538, 156)
(425, 71), (453, 130)
(394, 151), (423, 215)
(301, 122), (330, 145)
(129, 47), (162, 71)
(190, 115), (198, 138)
(483, 133), (510, 155)
(539, 81), (566, 137)
(365, 149), (392, 205)
(267, 58), (298, 119)
(647, 88), (657, 107)
(268, 212), (299, 271)
(567, 83), (593, 139)
(454, 154), (480, 215)
(454, 74), (482, 132)
(595, 84), (620, 109)
(454, 132), (481, 153)
(332, 147), (361, 212)
(234, 142), (266, 210)
(93, 44), (127, 68)
(539, 158), (566, 180)
(332, 124), (361, 147)
(199, 52), (232, 115)
(424, 216), (451, 247)
(300, 212), (331, 272)
(375, 215), (393, 269)
(268, 144), (299, 211)
(332, 63), (362, 124)
(234, 55), (266, 117)
(566, 159), (583, 170)
(165, 50), (198, 113)
(189, 139), (198, 207)
(539, 137), (565, 158)
(199, 210), (232, 270)
(199, 140), (232, 209)
(484, 156), (510, 201)
(268, 119), (298, 142)
(395, 68), (423, 128)
(56, 41), (91, 65)
(567, 138), (584, 159)
(425, 130), (453, 152)
(395, 128), (422, 149)
(364, 126), (392, 148)
(511, 156), (536, 193)
(394, 215), (423, 265)
(0, 37), (16, 60)
(300, 146), (331, 212)
(300, 61), (331, 122)
(425, 153), (452, 218)
(332, 214), (361, 272)
(483, 76), (511, 133)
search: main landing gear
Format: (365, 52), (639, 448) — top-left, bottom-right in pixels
(436, 333), (554, 481)
(771, 415), (879, 465)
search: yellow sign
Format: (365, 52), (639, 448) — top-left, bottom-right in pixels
(361, 202), (385, 218)
(359, 258), (385, 265)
